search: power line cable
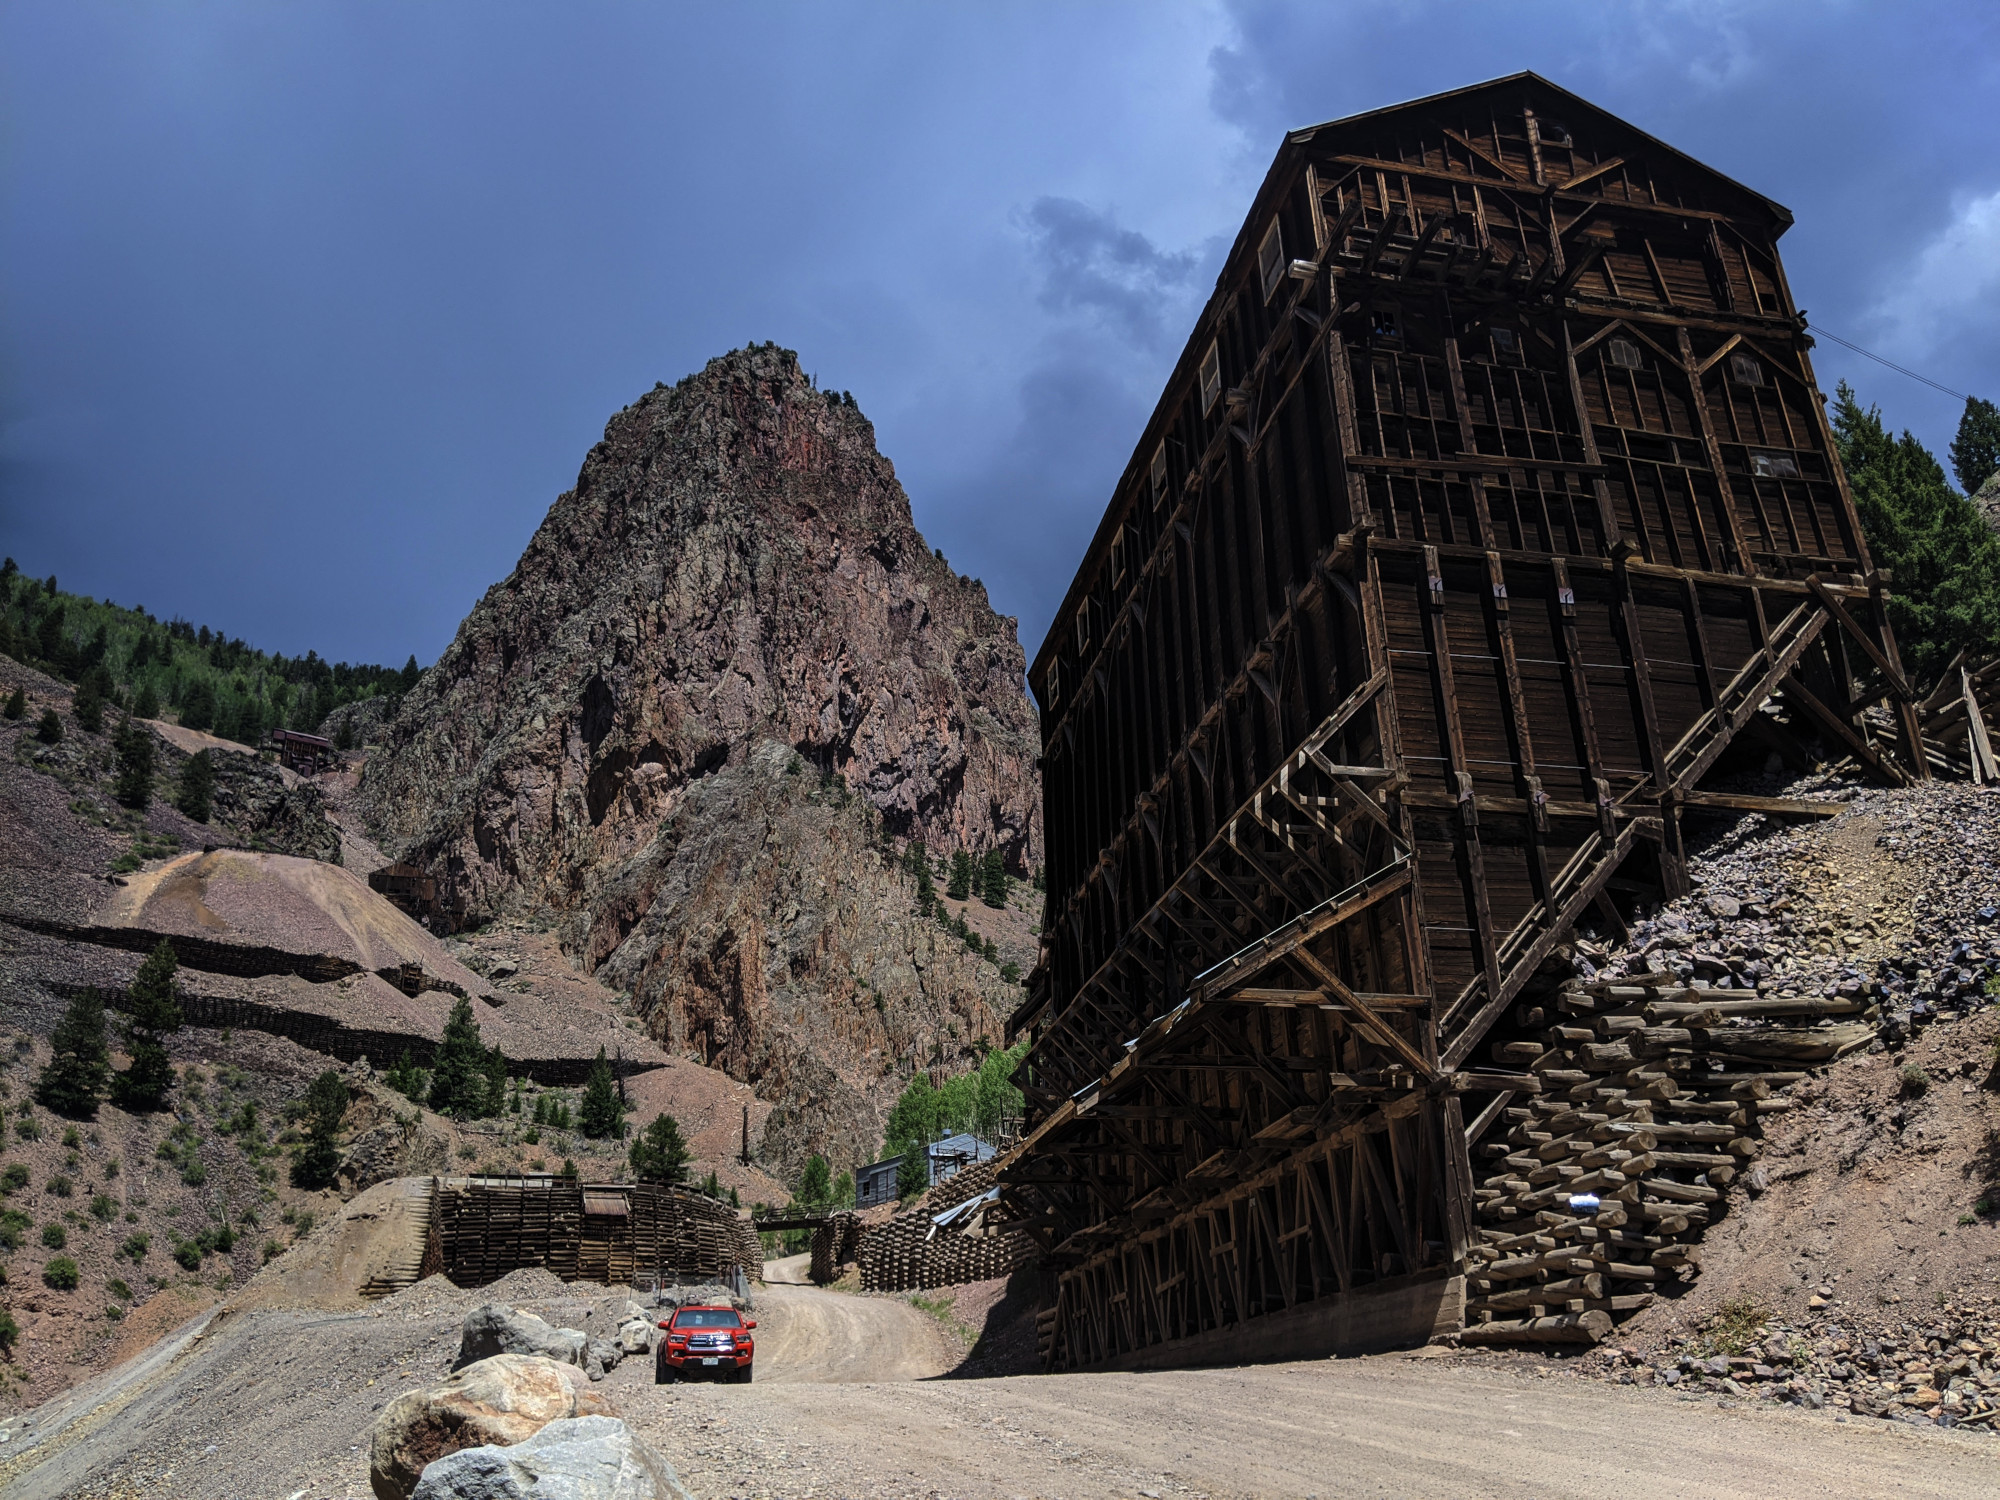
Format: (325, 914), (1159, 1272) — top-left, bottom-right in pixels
(1804, 318), (1971, 403)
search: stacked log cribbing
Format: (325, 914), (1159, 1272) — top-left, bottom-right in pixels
(1465, 975), (1868, 1346)
(855, 1156), (1037, 1293)
(431, 1177), (761, 1289)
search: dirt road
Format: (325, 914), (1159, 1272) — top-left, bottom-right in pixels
(616, 1328), (2000, 1500)
(8, 1280), (1995, 1499)
(741, 1282), (956, 1385)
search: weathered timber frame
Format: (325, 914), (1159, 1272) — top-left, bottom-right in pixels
(1006, 73), (1923, 1373)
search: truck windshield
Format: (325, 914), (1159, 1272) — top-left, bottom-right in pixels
(673, 1309), (742, 1329)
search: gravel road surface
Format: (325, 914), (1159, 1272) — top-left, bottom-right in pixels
(4, 1282), (1994, 1499)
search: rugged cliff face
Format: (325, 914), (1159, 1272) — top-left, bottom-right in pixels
(360, 345), (1043, 1171)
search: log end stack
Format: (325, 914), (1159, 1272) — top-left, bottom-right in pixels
(1466, 976), (1869, 1347)
(856, 1156), (1038, 1293)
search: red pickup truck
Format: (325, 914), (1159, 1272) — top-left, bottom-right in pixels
(655, 1305), (756, 1384)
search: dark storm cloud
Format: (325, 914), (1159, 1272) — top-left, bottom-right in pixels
(2, 3), (1996, 672)
(1022, 197), (1203, 349)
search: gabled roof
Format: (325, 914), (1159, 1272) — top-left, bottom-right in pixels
(1029, 73), (1791, 689)
(1285, 71), (1791, 227)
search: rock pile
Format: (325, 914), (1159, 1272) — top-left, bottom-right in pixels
(409, 1415), (693, 1500)
(369, 1353), (612, 1500)
(1592, 1298), (2000, 1431)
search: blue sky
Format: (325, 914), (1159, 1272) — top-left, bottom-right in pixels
(4, 2), (1997, 670)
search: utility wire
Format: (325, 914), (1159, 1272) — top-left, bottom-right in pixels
(1805, 319), (1971, 403)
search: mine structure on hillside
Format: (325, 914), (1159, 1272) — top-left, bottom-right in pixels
(1003, 73), (1932, 1373)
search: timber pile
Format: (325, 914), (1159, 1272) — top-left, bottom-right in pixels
(434, 1177), (761, 1288)
(857, 1156), (1037, 1293)
(808, 1212), (863, 1285)
(1916, 652), (2000, 782)
(1467, 975), (1871, 1346)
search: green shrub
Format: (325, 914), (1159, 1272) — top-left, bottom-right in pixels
(35, 708), (61, 744)
(1, 1164), (28, 1194)
(44, 1175), (71, 1198)
(14, 1116), (39, 1142)
(171, 1239), (202, 1272)
(0, 1307), (17, 1352)
(89, 1194), (115, 1223)
(41, 1223), (65, 1250)
(42, 1255), (78, 1291)
(1900, 1063), (1930, 1097)
(107, 1277), (131, 1301)
(119, 1230), (150, 1262)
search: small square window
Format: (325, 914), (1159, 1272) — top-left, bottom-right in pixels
(1199, 343), (1223, 415)
(1541, 119), (1573, 148)
(1371, 307), (1401, 342)
(1491, 327), (1520, 362)
(1258, 219), (1286, 302)
(1730, 352), (1766, 386)
(1607, 338), (1643, 370)
(1150, 445), (1169, 507)
(1750, 450), (1799, 479)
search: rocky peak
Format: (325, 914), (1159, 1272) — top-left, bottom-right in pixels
(363, 343), (1041, 923)
(356, 346), (1043, 1167)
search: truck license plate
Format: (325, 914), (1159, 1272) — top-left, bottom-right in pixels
(702, 1357), (719, 1366)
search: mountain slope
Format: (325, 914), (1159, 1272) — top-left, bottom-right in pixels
(360, 345), (1044, 1169)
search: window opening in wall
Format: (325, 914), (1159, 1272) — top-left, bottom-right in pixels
(1258, 219), (1286, 302)
(1150, 444), (1169, 508)
(1542, 120), (1573, 148)
(1074, 605), (1091, 653)
(1491, 327), (1521, 363)
(1111, 531), (1126, 586)
(1199, 343), (1223, 415)
(1607, 338), (1643, 370)
(1371, 307), (1401, 343)
(1750, 450), (1799, 479)
(1046, 670), (1060, 710)
(1730, 352), (1766, 386)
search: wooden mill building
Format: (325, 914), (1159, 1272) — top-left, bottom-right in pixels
(1003, 74), (1925, 1372)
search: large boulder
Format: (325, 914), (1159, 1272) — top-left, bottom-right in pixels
(455, 1303), (589, 1370)
(370, 1353), (613, 1500)
(614, 1317), (655, 1356)
(408, 1416), (692, 1500)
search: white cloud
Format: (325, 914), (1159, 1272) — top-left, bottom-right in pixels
(1868, 189), (2000, 360)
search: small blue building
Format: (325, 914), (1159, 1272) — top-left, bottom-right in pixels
(853, 1133), (1001, 1208)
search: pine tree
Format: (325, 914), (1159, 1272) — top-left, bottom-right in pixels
(110, 941), (183, 1111)
(481, 1044), (509, 1117)
(35, 989), (109, 1118)
(578, 1047), (626, 1140)
(334, 715), (356, 752)
(895, 1148), (931, 1199)
(133, 683), (160, 720)
(175, 749), (215, 823)
(401, 654), (421, 691)
(980, 849), (1007, 908)
(112, 718), (153, 809)
(289, 1068), (348, 1189)
(1834, 383), (2000, 677)
(72, 680), (104, 736)
(1949, 395), (2000, 496)
(3, 689), (23, 720)
(36, 708), (61, 744)
(179, 678), (217, 733)
(629, 1111), (692, 1184)
(947, 849), (973, 902)
(384, 1050), (428, 1104)
(426, 997), (491, 1117)
(797, 1154), (832, 1214)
